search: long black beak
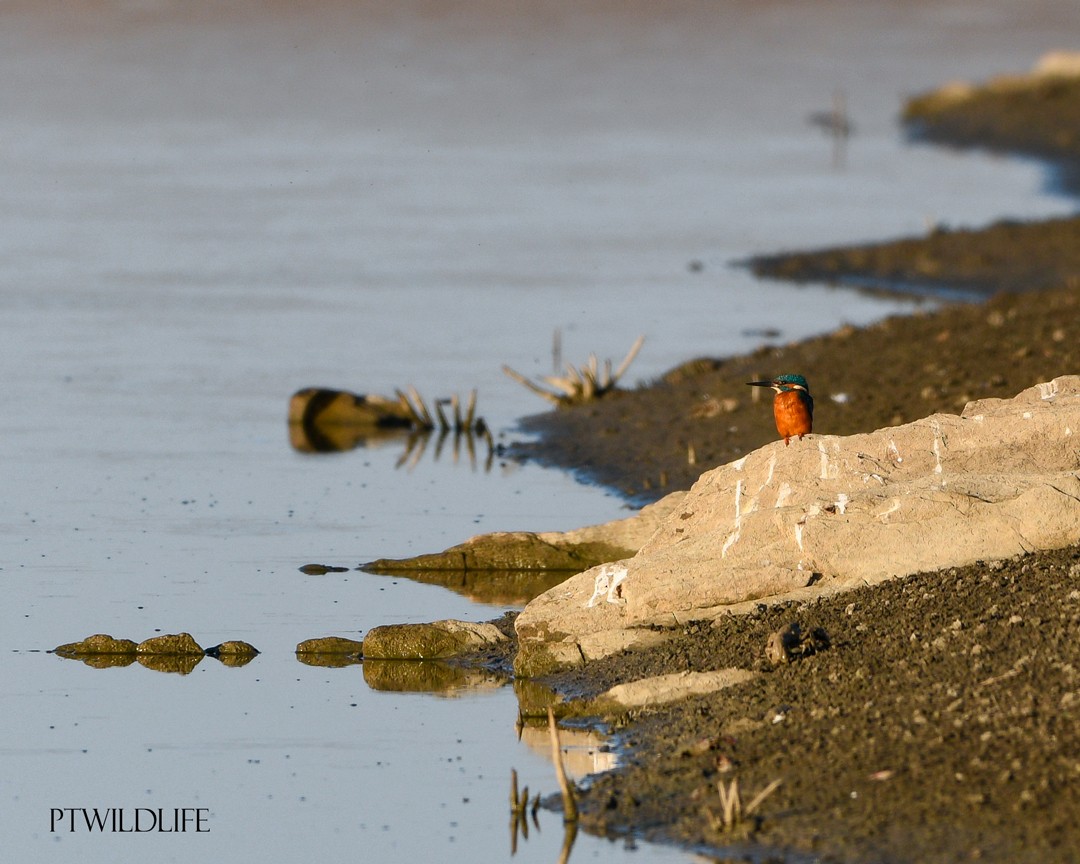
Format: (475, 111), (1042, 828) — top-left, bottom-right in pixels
(746, 380), (773, 388)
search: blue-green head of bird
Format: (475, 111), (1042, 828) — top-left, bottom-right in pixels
(773, 373), (810, 393)
(747, 373), (811, 395)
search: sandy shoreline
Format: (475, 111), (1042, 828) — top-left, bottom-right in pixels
(511, 66), (1080, 862)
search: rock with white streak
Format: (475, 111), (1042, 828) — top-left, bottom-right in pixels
(515, 377), (1080, 675)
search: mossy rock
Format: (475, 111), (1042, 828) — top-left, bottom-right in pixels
(205, 640), (259, 657)
(296, 636), (364, 655)
(364, 532), (631, 572)
(362, 659), (505, 693)
(512, 640), (587, 678)
(362, 620), (506, 660)
(53, 633), (138, 657)
(136, 633), (204, 655)
(205, 641), (260, 667)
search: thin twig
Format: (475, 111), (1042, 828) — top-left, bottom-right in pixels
(464, 389), (477, 430)
(504, 336), (644, 405)
(744, 778), (783, 816)
(547, 708), (578, 823)
(612, 334), (645, 382)
(434, 399), (450, 432)
(502, 365), (564, 405)
(407, 385), (434, 428)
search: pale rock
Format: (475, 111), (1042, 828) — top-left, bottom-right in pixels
(515, 377), (1080, 674)
(599, 669), (758, 710)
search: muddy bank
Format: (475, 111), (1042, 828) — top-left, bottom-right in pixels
(903, 60), (1080, 193)
(546, 546), (1080, 863)
(507, 63), (1080, 863)
(512, 284), (1079, 504)
(748, 215), (1080, 300)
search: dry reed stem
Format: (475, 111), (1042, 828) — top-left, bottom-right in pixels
(503, 335), (645, 405)
(547, 708), (579, 823)
(464, 389), (477, 429)
(707, 776), (782, 834)
(408, 385), (434, 428)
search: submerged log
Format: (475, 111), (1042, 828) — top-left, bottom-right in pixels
(288, 386), (492, 457)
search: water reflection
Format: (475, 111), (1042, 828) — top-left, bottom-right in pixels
(363, 659), (506, 694)
(294, 635), (364, 667)
(360, 567), (572, 606)
(510, 766), (579, 864)
(50, 634), (260, 673)
(53, 651), (206, 675)
(518, 723), (619, 781)
(288, 386), (496, 470)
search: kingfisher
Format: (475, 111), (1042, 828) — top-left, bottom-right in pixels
(747, 374), (814, 445)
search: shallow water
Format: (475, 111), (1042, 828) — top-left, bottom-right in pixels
(2, 1), (1077, 862)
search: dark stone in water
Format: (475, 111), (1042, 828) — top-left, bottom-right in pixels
(295, 636), (365, 665)
(205, 641), (260, 667)
(299, 563), (351, 575)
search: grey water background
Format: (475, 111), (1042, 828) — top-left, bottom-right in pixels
(1, 1), (1077, 862)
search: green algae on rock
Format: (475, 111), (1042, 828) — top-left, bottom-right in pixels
(362, 619), (507, 661)
(295, 636), (364, 667)
(363, 531), (633, 572)
(52, 633), (259, 671)
(53, 633), (139, 657)
(363, 567), (575, 607)
(363, 493), (685, 577)
(136, 633), (205, 655)
(204, 641), (260, 667)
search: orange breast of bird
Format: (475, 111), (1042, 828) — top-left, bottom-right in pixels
(773, 390), (813, 444)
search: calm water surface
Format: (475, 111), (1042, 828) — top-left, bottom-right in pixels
(2, 1), (1077, 862)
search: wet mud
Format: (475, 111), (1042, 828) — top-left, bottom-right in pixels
(547, 549), (1080, 863)
(512, 284), (1079, 505)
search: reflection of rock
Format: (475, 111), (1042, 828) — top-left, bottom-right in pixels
(53, 633), (139, 657)
(512, 678), (564, 720)
(362, 620), (506, 660)
(288, 388), (412, 453)
(295, 636), (364, 667)
(297, 653), (361, 668)
(136, 654), (203, 675)
(69, 654), (139, 670)
(288, 387), (496, 468)
(52, 633), (257, 673)
(518, 723), (617, 780)
(516, 378), (1080, 674)
(362, 659), (506, 694)
(205, 641), (260, 667)
(364, 493), (685, 573)
(137, 633), (204, 655)
(364, 568), (573, 606)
